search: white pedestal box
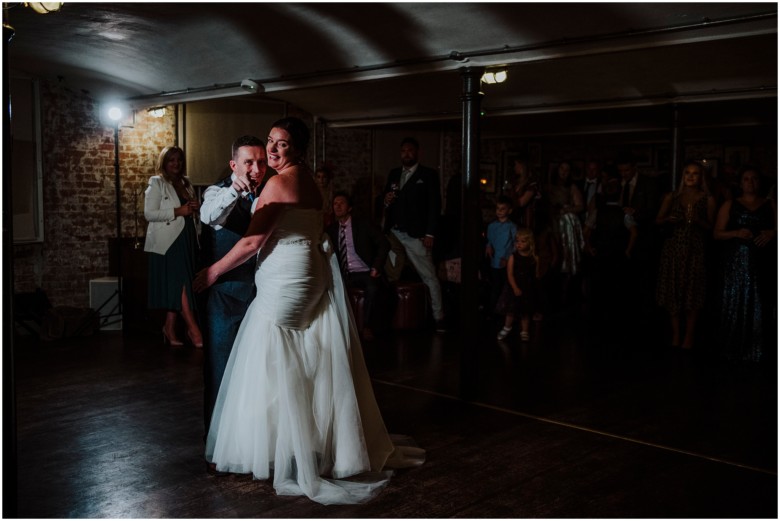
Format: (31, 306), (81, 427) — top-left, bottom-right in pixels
(89, 277), (122, 330)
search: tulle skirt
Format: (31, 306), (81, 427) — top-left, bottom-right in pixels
(205, 235), (423, 504)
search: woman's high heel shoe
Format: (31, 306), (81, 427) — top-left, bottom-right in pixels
(162, 328), (184, 347)
(187, 329), (204, 349)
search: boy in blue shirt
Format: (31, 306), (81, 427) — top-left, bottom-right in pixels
(485, 196), (517, 315)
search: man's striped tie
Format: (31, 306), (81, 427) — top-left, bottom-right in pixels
(339, 223), (349, 277)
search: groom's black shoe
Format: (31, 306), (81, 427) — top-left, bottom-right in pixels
(206, 461), (230, 477)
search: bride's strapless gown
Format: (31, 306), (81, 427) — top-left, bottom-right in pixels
(205, 208), (423, 505)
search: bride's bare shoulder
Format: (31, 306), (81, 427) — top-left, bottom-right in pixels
(259, 166), (319, 208)
(256, 173), (295, 203)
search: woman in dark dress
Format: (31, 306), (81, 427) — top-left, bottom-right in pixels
(713, 166), (776, 362)
(504, 157), (539, 230)
(655, 161), (716, 349)
(144, 146), (203, 347)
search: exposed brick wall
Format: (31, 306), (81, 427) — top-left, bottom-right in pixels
(13, 80), (176, 307)
(320, 127), (375, 218)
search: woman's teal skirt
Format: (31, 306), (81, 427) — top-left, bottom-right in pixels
(147, 217), (199, 311)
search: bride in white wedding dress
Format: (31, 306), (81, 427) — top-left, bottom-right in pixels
(193, 117), (423, 505)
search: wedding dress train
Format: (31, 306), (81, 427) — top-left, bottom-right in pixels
(205, 208), (423, 504)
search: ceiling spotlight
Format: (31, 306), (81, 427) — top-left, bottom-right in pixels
(240, 79), (260, 93)
(25, 2), (63, 14)
(481, 69), (508, 85)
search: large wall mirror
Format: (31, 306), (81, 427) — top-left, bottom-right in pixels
(11, 77), (44, 243)
(183, 98), (286, 186)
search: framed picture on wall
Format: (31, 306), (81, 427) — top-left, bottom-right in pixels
(480, 163), (497, 193)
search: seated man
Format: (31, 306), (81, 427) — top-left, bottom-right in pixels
(327, 191), (390, 341)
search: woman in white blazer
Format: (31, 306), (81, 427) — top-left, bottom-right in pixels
(144, 146), (203, 347)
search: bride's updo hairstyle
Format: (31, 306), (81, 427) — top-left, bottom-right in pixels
(271, 117), (310, 160)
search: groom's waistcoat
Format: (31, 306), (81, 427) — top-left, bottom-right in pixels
(203, 177), (256, 285)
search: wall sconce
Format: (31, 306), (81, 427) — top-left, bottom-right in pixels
(481, 69), (508, 85)
(147, 107), (167, 118)
(25, 2), (62, 13)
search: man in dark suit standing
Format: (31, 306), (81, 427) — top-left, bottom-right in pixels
(617, 153), (658, 260)
(616, 153), (657, 327)
(382, 137), (445, 331)
(617, 155), (651, 227)
(579, 160), (601, 224)
(327, 191), (390, 341)
(199, 135), (268, 457)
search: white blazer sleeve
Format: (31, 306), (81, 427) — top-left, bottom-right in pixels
(144, 177), (176, 222)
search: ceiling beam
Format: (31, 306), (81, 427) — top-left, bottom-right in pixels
(326, 85), (777, 128)
(252, 11), (776, 94)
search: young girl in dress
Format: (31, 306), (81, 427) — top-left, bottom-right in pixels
(496, 228), (540, 341)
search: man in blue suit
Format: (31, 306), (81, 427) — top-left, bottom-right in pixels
(199, 135), (268, 454)
(382, 137), (445, 331)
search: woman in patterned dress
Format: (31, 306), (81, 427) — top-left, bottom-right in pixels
(547, 161), (585, 306)
(655, 161), (716, 349)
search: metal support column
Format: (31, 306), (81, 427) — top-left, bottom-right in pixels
(459, 66), (484, 400)
(671, 104), (682, 191)
(3, 20), (18, 519)
(113, 124), (125, 334)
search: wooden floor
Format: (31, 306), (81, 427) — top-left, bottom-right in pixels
(9, 307), (778, 518)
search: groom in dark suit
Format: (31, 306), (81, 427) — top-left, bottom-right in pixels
(199, 135), (269, 454)
(327, 191), (390, 341)
(382, 137), (445, 331)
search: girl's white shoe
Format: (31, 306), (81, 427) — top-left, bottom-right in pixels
(497, 326), (512, 340)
